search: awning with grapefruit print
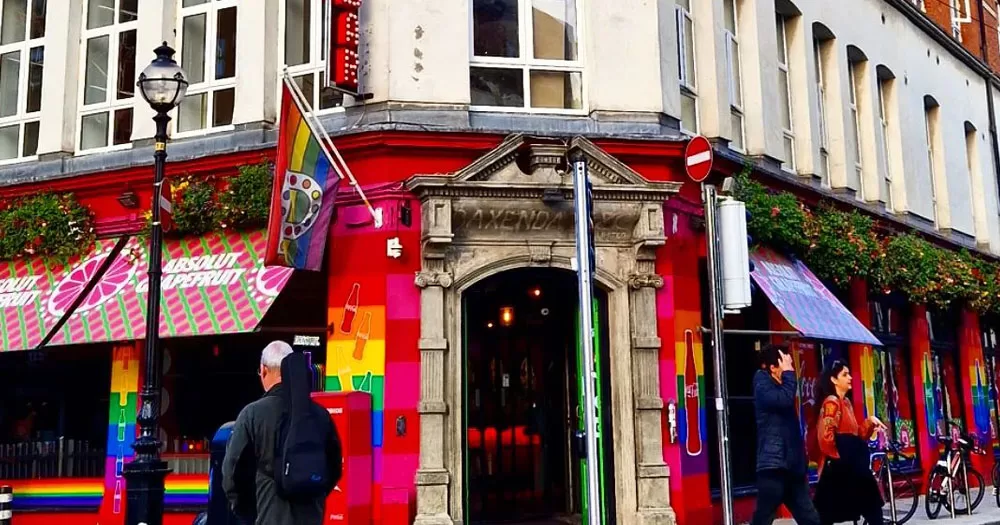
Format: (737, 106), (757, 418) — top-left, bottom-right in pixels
(0, 230), (293, 351)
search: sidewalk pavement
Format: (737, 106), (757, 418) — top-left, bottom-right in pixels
(771, 500), (1000, 525)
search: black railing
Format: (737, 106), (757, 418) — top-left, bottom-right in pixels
(0, 439), (105, 479)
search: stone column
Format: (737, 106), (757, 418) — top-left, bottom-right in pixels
(414, 196), (455, 525)
(629, 203), (675, 525)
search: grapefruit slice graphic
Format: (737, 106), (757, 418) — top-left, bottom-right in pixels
(254, 266), (292, 298)
(47, 251), (137, 317)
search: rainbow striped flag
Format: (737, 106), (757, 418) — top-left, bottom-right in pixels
(265, 78), (342, 271)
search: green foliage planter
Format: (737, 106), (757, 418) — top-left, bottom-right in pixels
(0, 193), (95, 261)
(735, 171), (1000, 315)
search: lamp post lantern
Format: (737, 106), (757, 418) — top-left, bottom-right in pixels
(123, 42), (187, 525)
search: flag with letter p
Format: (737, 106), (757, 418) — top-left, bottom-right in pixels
(265, 79), (342, 271)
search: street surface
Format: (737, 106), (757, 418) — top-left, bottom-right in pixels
(771, 502), (1000, 525)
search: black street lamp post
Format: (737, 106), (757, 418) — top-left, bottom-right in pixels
(124, 42), (188, 525)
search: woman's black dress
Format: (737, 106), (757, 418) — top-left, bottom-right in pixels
(813, 433), (883, 524)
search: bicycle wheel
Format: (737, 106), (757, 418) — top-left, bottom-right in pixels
(994, 462), (1000, 507)
(925, 469), (945, 519)
(939, 466), (985, 514)
(869, 472), (919, 525)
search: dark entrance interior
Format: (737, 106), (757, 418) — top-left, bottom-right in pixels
(463, 268), (613, 525)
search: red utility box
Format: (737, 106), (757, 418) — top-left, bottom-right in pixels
(312, 391), (373, 525)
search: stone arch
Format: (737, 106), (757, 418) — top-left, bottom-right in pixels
(452, 253), (624, 294)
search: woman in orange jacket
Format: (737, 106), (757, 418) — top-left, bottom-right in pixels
(812, 360), (887, 525)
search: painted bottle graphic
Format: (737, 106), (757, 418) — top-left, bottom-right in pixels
(340, 283), (360, 333)
(923, 354), (937, 437)
(115, 445), (124, 477)
(117, 408), (127, 441)
(353, 311), (372, 360)
(113, 479), (123, 514)
(684, 330), (702, 456)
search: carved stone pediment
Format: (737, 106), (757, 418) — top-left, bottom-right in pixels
(404, 135), (679, 251)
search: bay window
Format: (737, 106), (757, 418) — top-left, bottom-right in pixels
(177, 0), (237, 134)
(78, 0), (137, 151)
(470, 0), (584, 111)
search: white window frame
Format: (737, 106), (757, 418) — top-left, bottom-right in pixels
(676, 0), (698, 135)
(468, 0), (587, 114)
(0, 1), (43, 165)
(777, 14), (794, 172)
(277, 0), (345, 114)
(848, 62), (864, 200)
(724, 0), (745, 152)
(925, 107), (939, 224)
(814, 41), (830, 184)
(877, 78), (894, 211)
(77, 0), (138, 155)
(175, 0), (238, 138)
(950, 0), (963, 41)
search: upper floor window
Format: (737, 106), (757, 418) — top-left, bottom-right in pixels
(79, 0), (137, 152)
(723, 0), (744, 151)
(177, 0), (237, 134)
(0, 0), (45, 162)
(281, 0), (343, 112)
(950, 0), (963, 41)
(913, 0), (926, 11)
(876, 68), (896, 211)
(964, 121), (988, 243)
(676, 0), (697, 134)
(776, 14), (794, 171)
(846, 48), (869, 201)
(813, 37), (830, 185)
(470, 0), (583, 111)
(924, 96), (944, 226)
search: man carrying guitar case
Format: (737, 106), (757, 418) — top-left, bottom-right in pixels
(223, 341), (343, 525)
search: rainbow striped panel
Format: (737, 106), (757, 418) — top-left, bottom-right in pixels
(99, 344), (138, 519)
(1, 479), (104, 509)
(165, 474), (209, 507)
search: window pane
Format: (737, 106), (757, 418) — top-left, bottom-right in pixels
(84, 35), (110, 105)
(677, 0), (691, 9)
(178, 92), (207, 132)
(532, 0), (577, 61)
(23, 120), (37, 156)
(212, 87), (234, 127)
(775, 16), (786, 65)
(117, 30), (136, 100)
(293, 73), (314, 106)
(318, 72), (344, 110)
(26, 45), (41, 113)
(473, 0), (519, 58)
(848, 66), (857, 104)
(183, 0), (209, 5)
(216, 7), (237, 80)
(683, 15), (695, 86)
(681, 92), (697, 133)
(0, 124), (17, 159)
(29, 0), (44, 39)
(0, 50), (20, 118)
(81, 112), (109, 150)
(723, 0), (736, 34)
(119, 0), (137, 23)
(285, 0), (310, 66)
(87, 0), (114, 30)
(182, 13), (207, 84)
(529, 70), (582, 109)
(778, 69), (790, 130)
(782, 136), (794, 170)
(470, 67), (523, 107)
(730, 111), (744, 150)
(1, 0), (26, 45)
(113, 107), (132, 145)
(729, 39), (742, 106)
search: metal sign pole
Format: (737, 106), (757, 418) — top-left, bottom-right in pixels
(572, 154), (603, 525)
(703, 183), (734, 525)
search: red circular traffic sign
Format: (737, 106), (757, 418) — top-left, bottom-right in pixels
(684, 136), (714, 183)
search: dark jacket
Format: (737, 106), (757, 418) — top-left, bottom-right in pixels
(753, 369), (806, 474)
(222, 383), (341, 525)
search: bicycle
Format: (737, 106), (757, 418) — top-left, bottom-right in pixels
(924, 423), (986, 519)
(993, 455), (1000, 507)
(865, 437), (919, 524)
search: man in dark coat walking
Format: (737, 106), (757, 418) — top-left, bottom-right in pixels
(749, 344), (821, 525)
(222, 341), (341, 525)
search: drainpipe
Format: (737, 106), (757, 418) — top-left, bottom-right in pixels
(976, 0), (1000, 211)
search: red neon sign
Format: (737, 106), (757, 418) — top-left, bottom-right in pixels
(326, 0), (362, 93)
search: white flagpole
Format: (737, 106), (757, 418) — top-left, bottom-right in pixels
(282, 70), (382, 228)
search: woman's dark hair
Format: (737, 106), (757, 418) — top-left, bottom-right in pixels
(814, 360), (850, 416)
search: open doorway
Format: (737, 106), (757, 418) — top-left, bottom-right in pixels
(462, 267), (614, 525)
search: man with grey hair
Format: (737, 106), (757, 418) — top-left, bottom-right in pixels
(222, 340), (341, 525)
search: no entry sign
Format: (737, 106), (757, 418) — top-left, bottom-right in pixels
(684, 136), (714, 183)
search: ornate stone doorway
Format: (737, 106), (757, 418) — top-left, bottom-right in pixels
(407, 135), (681, 525)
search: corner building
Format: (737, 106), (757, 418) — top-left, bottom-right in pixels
(2, 1), (1000, 525)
